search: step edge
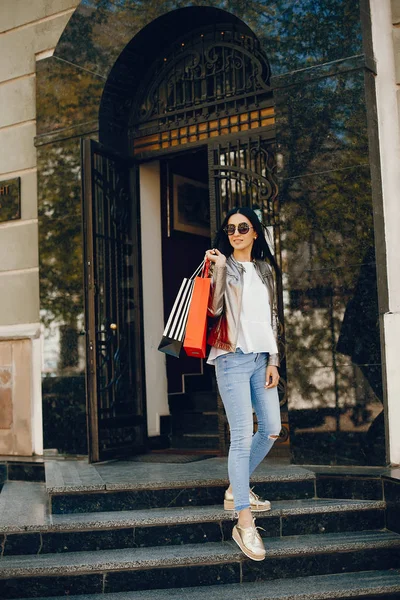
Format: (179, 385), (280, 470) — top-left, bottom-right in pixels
(1, 534), (400, 578)
(0, 500), (386, 534)
(6, 571), (400, 600)
(46, 473), (316, 494)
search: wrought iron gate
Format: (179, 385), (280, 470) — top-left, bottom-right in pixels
(209, 134), (289, 446)
(82, 139), (147, 462)
(208, 135), (278, 232)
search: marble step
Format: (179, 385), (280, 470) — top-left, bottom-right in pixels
(0, 483), (386, 555)
(44, 460), (317, 514)
(0, 532), (400, 598)
(9, 570), (400, 600)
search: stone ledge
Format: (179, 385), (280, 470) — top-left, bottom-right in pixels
(382, 467), (400, 483)
(0, 323), (40, 340)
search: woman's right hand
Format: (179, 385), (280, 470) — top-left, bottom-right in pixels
(205, 248), (226, 268)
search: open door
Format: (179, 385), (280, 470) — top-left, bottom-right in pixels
(81, 139), (147, 462)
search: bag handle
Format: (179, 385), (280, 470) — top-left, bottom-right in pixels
(189, 258), (211, 280)
(189, 260), (204, 280)
(201, 258), (210, 278)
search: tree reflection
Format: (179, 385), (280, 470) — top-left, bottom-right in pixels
(38, 140), (84, 374)
(277, 68), (383, 463)
(55, 1), (363, 79)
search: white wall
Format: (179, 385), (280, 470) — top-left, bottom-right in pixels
(139, 162), (170, 437)
(370, 0), (400, 465)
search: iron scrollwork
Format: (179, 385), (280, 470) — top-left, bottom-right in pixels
(131, 25), (272, 134)
(211, 136), (279, 224)
(211, 136), (287, 418)
(92, 154), (135, 418)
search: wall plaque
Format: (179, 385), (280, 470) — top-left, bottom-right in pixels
(0, 177), (21, 223)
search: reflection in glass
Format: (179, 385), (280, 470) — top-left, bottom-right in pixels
(336, 247), (384, 460)
(36, 57), (103, 137)
(281, 164), (384, 463)
(276, 70), (369, 180)
(38, 138), (84, 377)
(54, 1), (363, 79)
(38, 139), (87, 454)
(276, 60), (383, 464)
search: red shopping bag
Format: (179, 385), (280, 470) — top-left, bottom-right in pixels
(183, 261), (211, 358)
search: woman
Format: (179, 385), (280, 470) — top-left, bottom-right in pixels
(205, 206), (281, 562)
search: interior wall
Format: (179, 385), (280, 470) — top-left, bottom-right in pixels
(139, 162), (169, 437)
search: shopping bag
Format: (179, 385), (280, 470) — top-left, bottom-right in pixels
(158, 261), (204, 358)
(183, 261), (211, 358)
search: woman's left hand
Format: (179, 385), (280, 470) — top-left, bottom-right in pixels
(265, 365), (279, 389)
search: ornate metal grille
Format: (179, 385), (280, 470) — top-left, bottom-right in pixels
(83, 140), (146, 461)
(209, 134), (287, 401)
(209, 135), (288, 453)
(130, 24), (272, 141)
(209, 135), (279, 231)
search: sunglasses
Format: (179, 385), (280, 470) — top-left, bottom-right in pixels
(223, 222), (254, 236)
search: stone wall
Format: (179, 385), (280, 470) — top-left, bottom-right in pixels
(0, 0), (80, 455)
(0, 340), (32, 455)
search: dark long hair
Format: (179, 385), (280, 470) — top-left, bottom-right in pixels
(213, 206), (279, 272)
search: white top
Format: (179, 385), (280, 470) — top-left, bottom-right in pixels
(207, 261), (278, 365)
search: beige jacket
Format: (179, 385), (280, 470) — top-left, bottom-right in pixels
(207, 255), (280, 367)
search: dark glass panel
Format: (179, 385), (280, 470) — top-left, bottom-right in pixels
(36, 57), (103, 137)
(280, 158), (383, 464)
(288, 364), (384, 466)
(42, 372), (87, 455)
(37, 138), (86, 454)
(284, 261), (381, 371)
(280, 165), (374, 273)
(275, 70), (369, 179)
(54, 1), (363, 79)
(283, 237), (384, 464)
(258, 0), (363, 76)
(38, 138), (83, 352)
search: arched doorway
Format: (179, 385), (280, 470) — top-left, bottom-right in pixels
(82, 10), (287, 462)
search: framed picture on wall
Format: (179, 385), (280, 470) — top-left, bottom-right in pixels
(172, 174), (210, 237)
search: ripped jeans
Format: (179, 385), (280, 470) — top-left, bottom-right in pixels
(215, 349), (281, 512)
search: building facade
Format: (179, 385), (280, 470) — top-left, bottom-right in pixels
(0, 0), (399, 466)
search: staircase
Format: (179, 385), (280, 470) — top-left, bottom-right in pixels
(167, 364), (290, 457)
(168, 364), (220, 452)
(0, 459), (399, 599)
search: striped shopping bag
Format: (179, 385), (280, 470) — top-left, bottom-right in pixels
(158, 261), (205, 358)
(183, 260), (211, 358)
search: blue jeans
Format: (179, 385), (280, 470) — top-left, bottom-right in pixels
(215, 349), (281, 511)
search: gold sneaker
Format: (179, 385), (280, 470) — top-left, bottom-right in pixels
(232, 519), (266, 561)
(224, 487), (271, 512)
